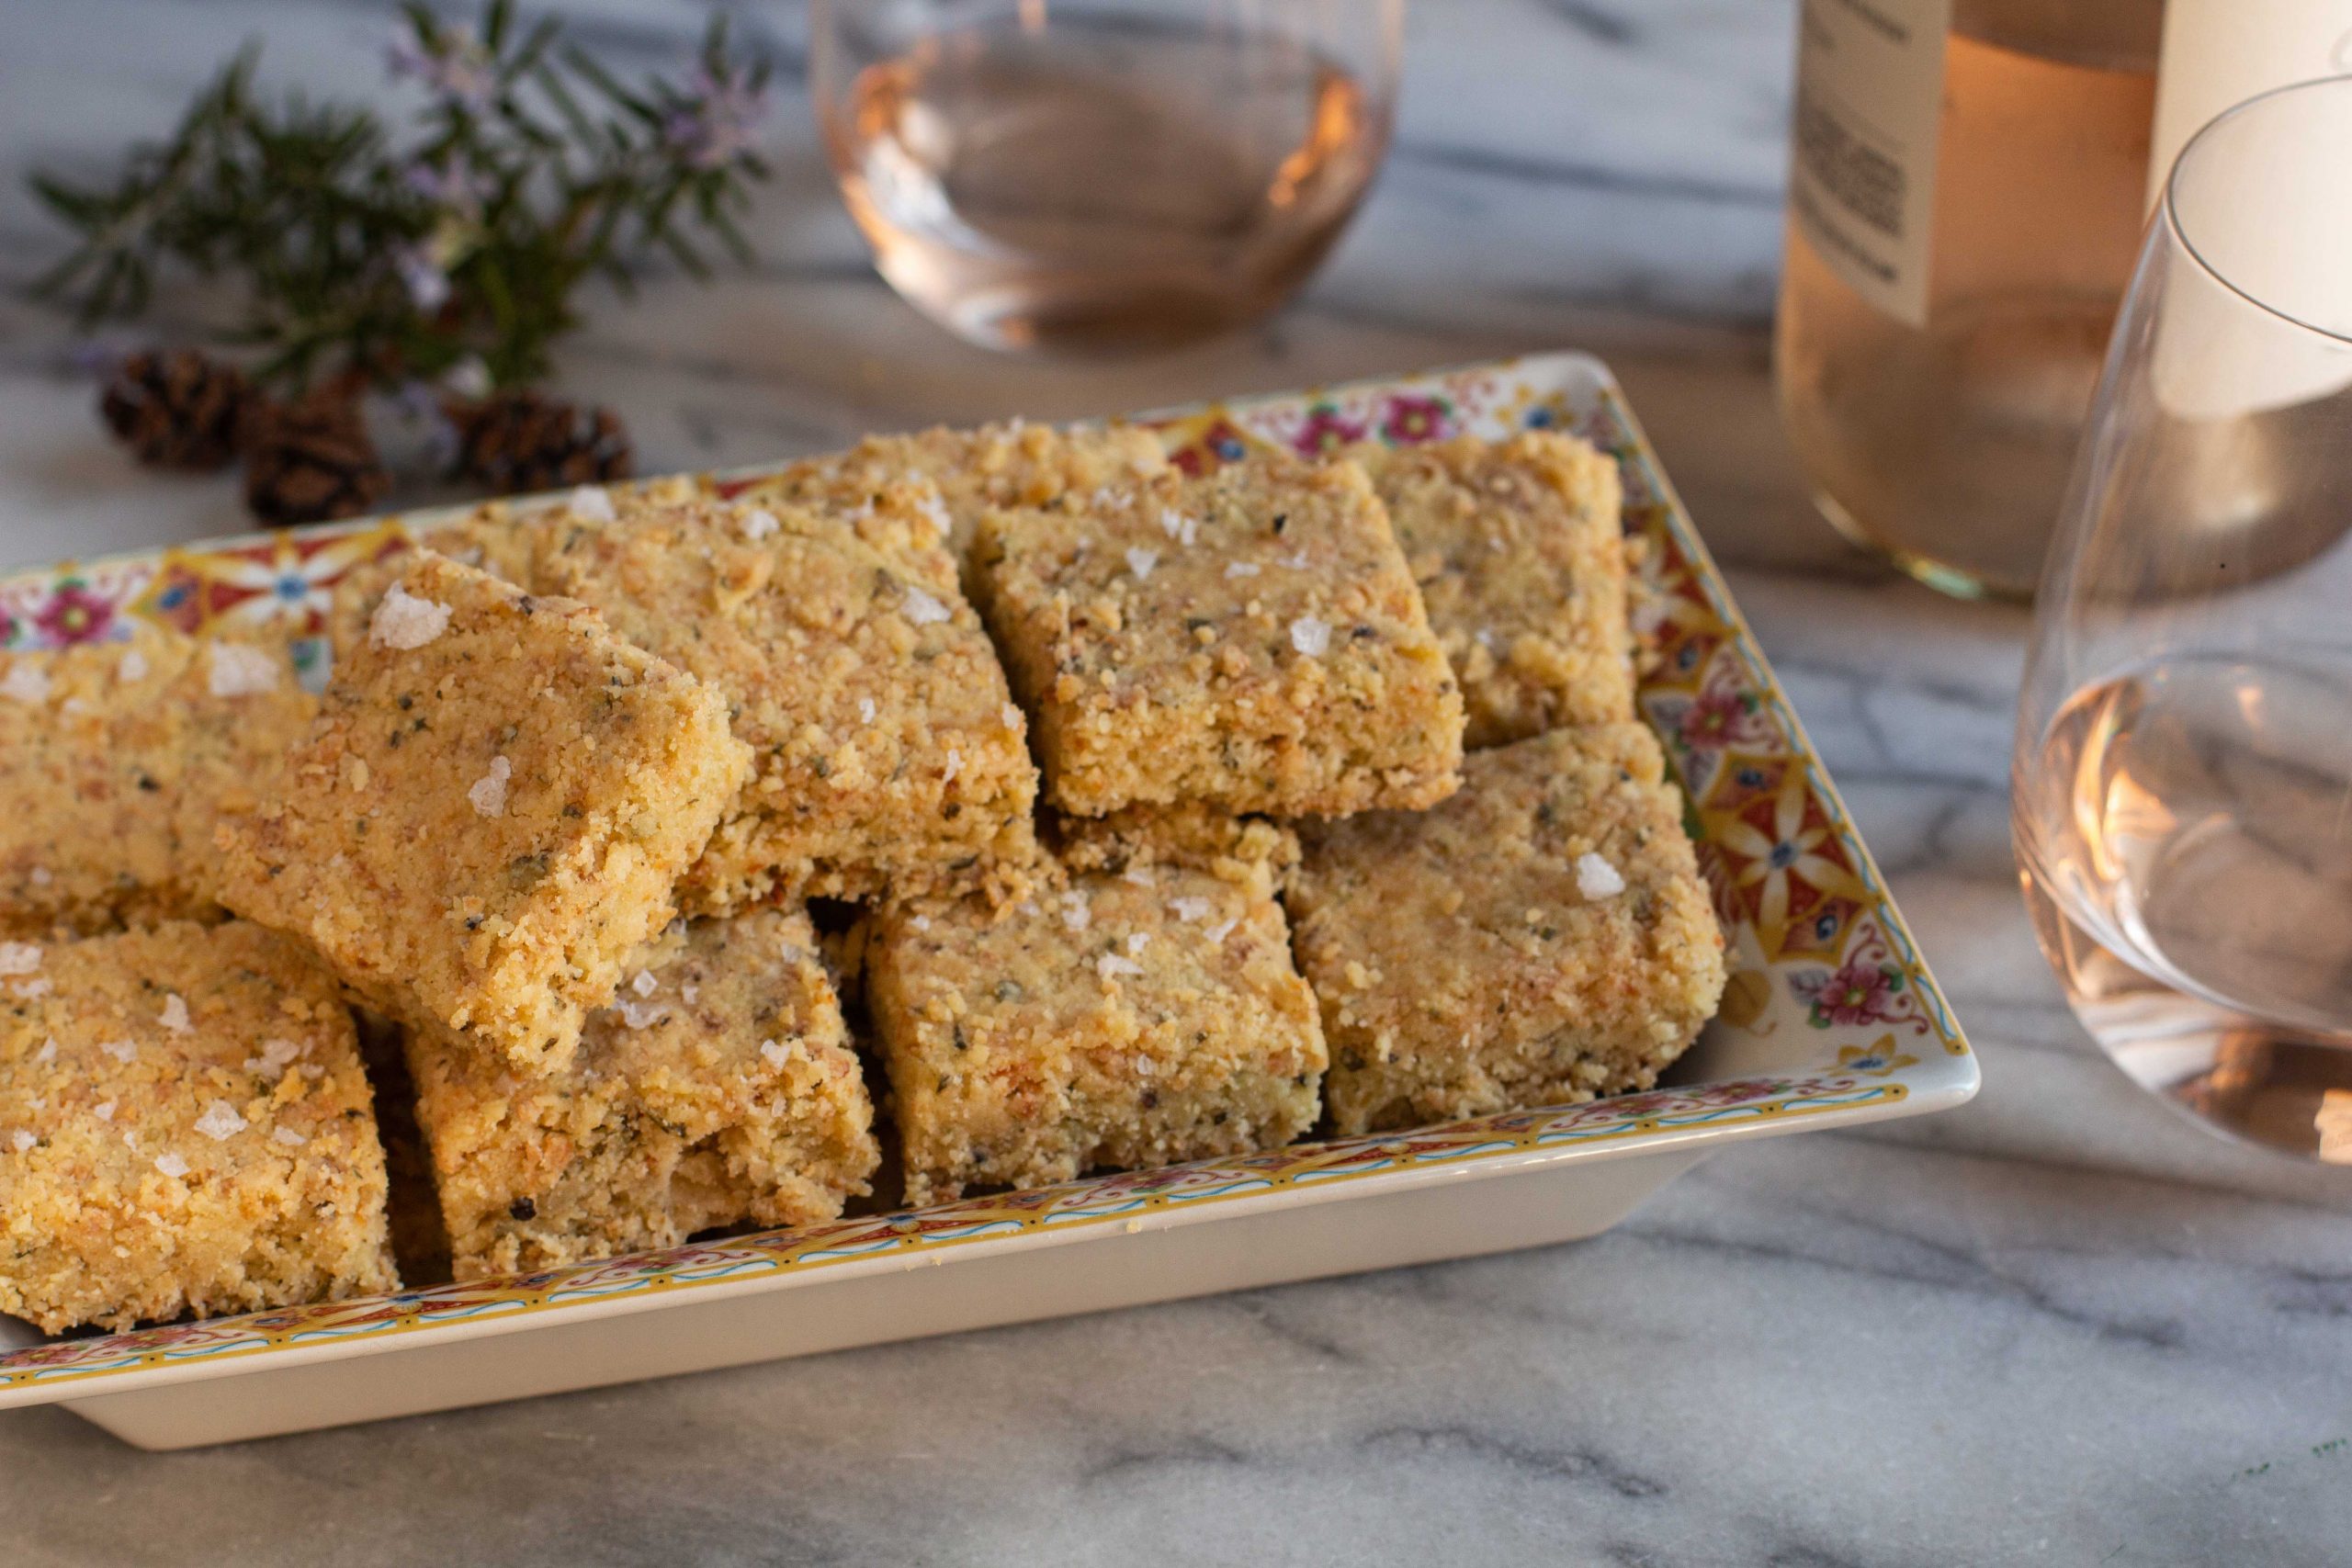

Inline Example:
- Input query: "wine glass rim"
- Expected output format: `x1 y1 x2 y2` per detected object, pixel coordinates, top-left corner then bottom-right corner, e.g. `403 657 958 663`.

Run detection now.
2164 73 2352 348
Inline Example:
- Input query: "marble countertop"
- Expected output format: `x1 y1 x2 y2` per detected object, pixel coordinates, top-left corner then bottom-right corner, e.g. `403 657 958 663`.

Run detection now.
4 3 2349 1563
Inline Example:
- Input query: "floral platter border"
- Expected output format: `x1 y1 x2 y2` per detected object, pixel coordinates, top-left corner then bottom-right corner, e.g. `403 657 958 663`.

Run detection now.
0 353 1972 1395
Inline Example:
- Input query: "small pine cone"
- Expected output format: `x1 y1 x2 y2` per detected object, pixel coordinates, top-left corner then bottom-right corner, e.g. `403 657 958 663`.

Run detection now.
240 392 392 525
98 350 252 470
446 392 632 496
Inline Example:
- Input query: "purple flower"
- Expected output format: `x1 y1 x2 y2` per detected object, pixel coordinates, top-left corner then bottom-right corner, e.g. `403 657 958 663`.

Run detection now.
401 159 491 219
662 63 766 170
387 20 496 108
391 243 452 312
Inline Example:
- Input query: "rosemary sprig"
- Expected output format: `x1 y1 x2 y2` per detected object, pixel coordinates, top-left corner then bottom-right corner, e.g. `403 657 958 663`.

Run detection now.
27 0 770 396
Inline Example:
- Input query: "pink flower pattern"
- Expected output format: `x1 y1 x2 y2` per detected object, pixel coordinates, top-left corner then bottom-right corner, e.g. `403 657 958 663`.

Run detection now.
1290 405 1366 457
1792 955 1905 1029
1380 393 1450 444
32 580 115 646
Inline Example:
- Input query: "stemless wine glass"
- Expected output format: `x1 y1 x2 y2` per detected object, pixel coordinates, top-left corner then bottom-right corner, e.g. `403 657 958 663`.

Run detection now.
809 0 1402 355
2014 77 2352 1161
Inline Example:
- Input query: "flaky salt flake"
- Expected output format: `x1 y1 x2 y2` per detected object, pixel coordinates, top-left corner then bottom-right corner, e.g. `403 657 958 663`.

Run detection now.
617 999 669 1031
194 1100 248 1141
630 968 660 998
92 1100 115 1122
913 489 953 537
1 663 51 704
469 754 513 818
1169 897 1213 922
1096 953 1146 980
370 581 454 649
1576 852 1626 899
1223 561 1261 580
9 978 49 1000
859 696 877 725
910 914 932 932
158 993 192 1034
760 1038 796 1071
1001 702 1023 730
207 640 281 697
35 1038 58 1065
1122 866 1154 887
153 1151 189 1179
0 942 40 976
1474 627 1498 651
1125 547 1160 582
272 1126 308 1148
8 1130 32 1154
100 1040 137 1064
118 647 149 683
1282 550 1311 570
28 866 51 886
741 507 781 541
1289 616 1331 657
1159 507 1197 546
900 586 954 626
681 984 700 1007
568 484 617 523
1204 918 1238 943
1125 931 1149 954
245 1038 304 1075
944 750 962 784
1060 892 1092 932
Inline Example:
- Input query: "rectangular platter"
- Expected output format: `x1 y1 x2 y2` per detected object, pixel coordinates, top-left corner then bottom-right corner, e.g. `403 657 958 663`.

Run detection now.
0 353 1976 1448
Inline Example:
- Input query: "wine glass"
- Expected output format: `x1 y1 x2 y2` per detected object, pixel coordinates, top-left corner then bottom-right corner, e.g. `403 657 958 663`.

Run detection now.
808 0 1403 355
2013 76 2352 1161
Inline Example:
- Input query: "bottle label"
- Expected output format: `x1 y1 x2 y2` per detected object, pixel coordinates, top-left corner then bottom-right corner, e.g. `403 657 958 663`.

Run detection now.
1788 0 1954 327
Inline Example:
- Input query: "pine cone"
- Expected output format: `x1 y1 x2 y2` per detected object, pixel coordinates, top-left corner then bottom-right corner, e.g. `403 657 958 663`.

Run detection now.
446 392 632 495
98 350 252 470
240 391 391 525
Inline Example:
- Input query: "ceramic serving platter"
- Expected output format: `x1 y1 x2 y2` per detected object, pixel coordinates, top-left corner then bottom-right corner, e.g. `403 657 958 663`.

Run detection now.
0 353 1976 1449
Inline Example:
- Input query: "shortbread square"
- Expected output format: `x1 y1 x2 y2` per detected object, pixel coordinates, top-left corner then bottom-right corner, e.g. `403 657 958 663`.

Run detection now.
1287 724 1725 1134
220 552 750 1075
408 908 879 1278
1353 432 1634 746
974 455 1464 817
0 920 396 1332
0 626 315 937
869 861 1325 1204
526 486 1043 910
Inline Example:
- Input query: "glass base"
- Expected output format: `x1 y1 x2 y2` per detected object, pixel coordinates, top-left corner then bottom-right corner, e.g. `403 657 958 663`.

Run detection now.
2020 857 2352 1164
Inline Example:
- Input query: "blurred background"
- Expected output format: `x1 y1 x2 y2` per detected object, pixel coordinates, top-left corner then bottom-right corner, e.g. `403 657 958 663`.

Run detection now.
0 1 1804 571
